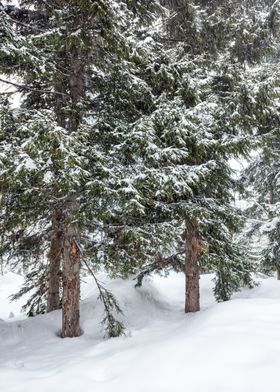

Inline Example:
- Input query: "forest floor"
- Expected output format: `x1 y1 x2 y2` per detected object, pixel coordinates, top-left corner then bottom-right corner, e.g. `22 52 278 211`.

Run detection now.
1 270 280 392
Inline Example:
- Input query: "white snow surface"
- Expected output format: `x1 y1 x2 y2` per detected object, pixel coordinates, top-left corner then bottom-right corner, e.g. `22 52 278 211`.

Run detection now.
1 271 280 392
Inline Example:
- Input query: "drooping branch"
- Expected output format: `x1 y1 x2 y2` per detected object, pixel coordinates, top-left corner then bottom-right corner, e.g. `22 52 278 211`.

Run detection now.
135 251 184 287
83 259 125 337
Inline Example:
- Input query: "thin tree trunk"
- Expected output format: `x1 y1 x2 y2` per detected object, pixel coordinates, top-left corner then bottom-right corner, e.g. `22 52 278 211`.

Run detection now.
47 210 63 313
277 268 280 281
61 197 81 338
185 220 207 313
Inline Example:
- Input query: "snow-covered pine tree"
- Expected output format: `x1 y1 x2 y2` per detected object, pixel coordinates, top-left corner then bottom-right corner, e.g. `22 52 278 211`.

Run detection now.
106 0 280 311
0 0 162 337
3 0 110 336
0 3 89 333
236 0 280 279
1 0 280 327
241 63 280 278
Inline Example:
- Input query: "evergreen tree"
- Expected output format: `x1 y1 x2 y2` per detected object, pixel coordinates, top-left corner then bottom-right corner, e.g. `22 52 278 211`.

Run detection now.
111 0 280 310
1 0 280 330
0 0 162 336
239 0 280 279
242 63 280 278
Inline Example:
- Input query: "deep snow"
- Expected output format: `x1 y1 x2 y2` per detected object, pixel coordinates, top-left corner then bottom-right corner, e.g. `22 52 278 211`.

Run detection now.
1 271 280 392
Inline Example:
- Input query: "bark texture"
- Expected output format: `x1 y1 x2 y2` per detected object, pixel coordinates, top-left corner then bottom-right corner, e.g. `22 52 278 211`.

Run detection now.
61 197 81 338
185 220 207 313
47 209 63 313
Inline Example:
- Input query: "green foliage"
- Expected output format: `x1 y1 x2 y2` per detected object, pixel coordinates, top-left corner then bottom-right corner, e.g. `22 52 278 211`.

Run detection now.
2 0 280 319
10 264 48 316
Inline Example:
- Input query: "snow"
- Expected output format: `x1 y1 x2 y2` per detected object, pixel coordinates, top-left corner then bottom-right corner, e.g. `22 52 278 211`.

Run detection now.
43 171 53 183
0 272 25 321
1 271 280 391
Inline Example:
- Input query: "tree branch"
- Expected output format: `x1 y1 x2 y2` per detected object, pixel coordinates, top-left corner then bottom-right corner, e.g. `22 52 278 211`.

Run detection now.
135 251 184 287
0 77 70 97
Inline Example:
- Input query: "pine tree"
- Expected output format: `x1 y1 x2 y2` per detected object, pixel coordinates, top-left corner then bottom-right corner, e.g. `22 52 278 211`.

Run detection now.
1 0 279 329
113 0 280 311
238 0 280 279
0 0 116 336
0 0 163 336
242 64 280 278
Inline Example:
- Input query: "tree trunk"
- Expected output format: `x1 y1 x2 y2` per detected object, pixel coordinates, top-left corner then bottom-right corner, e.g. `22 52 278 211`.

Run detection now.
277 268 280 281
59 34 85 338
61 197 81 338
47 209 63 313
185 220 207 313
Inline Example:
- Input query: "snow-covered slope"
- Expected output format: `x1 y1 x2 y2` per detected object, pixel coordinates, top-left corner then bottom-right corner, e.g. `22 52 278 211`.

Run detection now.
1 272 280 392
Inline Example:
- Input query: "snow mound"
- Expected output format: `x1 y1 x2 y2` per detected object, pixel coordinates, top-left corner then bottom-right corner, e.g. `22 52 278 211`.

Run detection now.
1 272 280 392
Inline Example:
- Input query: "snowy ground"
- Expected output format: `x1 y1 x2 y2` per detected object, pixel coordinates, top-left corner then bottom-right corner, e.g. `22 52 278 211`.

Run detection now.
1 271 280 392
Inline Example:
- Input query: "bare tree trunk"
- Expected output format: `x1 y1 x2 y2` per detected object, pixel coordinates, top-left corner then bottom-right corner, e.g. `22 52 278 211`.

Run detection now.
47 210 63 313
277 268 280 281
61 197 81 338
185 220 207 313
